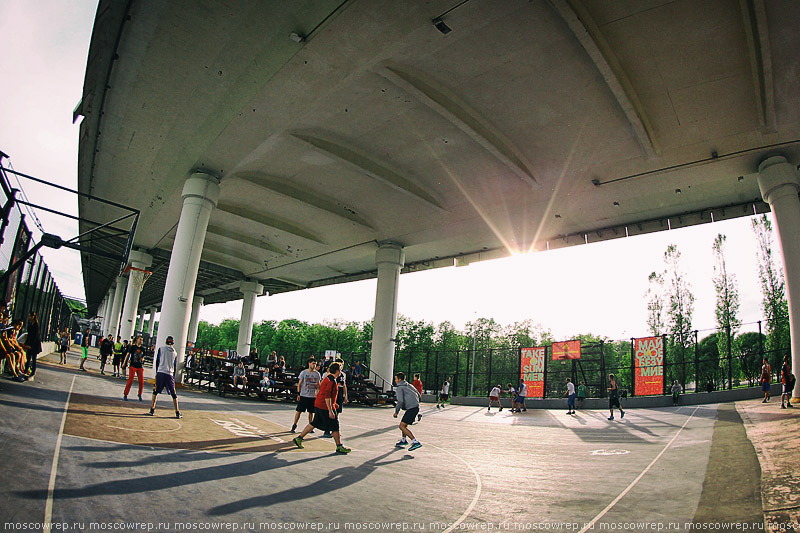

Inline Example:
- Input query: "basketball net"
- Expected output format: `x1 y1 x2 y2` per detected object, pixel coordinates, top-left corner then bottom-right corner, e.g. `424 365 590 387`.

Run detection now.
124 265 152 292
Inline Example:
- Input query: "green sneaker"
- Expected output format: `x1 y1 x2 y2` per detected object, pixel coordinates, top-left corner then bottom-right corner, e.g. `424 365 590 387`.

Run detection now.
292 436 304 449
408 442 422 451
335 444 351 454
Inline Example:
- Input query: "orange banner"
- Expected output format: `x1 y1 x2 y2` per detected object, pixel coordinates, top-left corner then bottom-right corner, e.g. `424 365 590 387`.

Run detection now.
521 347 545 398
634 336 663 396
552 340 581 360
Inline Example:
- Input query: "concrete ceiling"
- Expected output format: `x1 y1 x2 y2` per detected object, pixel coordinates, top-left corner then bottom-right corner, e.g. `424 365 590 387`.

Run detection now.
77 0 800 315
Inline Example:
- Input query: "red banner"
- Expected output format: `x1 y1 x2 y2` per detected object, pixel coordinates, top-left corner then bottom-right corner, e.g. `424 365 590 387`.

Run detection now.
634 336 663 396
521 347 545 398
552 340 581 360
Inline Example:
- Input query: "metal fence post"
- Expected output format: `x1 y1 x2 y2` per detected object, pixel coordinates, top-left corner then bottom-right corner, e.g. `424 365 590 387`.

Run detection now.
542 346 548 399
630 338 636 397
454 350 460 397
662 334 668 395
726 324 732 390
487 348 493 396
694 330 699 393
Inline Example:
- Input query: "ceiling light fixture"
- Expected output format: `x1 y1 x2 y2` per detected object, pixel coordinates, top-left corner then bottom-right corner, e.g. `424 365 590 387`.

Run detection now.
432 18 452 34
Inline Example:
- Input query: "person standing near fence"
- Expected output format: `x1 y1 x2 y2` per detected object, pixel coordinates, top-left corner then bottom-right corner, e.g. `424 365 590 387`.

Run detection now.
516 379 528 412
607 373 625 420
79 328 90 371
577 380 587 410
781 355 795 409
671 380 682 406
436 377 451 408
22 312 41 379
59 329 69 364
564 378 576 415
761 358 772 403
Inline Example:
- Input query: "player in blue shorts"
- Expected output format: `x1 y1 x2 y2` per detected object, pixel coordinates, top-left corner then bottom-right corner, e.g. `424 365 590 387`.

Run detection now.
148 336 181 419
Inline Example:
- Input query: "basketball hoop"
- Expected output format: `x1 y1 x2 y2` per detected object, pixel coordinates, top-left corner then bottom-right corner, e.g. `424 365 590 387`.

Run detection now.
124 265 152 292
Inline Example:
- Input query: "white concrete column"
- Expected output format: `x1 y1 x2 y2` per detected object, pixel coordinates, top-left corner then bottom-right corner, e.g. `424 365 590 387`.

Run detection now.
119 250 153 341
758 155 800 401
135 310 144 333
237 281 264 357
103 293 113 327
107 276 127 338
156 172 220 381
147 306 157 337
98 296 108 331
369 242 405 390
187 295 204 345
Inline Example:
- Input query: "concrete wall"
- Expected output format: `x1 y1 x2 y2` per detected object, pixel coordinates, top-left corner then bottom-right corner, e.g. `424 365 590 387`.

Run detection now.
421 384 784 409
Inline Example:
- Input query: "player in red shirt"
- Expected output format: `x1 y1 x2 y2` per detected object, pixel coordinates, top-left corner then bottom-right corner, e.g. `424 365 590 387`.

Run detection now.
293 362 350 454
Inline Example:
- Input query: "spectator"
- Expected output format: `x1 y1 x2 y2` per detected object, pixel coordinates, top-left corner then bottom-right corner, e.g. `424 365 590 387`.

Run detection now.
59 329 69 364
232 361 248 390
99 334 113 375
671 380 682 406
352 360 363 378
761 358 772 403
781 355 795 409
22 312 42 379
0 315 26 381
577 380 587 410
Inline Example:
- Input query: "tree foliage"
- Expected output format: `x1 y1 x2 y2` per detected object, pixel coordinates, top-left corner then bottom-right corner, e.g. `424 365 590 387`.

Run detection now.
751 215 790 366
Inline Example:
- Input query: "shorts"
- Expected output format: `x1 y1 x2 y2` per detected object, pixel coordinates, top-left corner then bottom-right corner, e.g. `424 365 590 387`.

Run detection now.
489 395 499 402
609 396 621 409
113 354 122 366
784 383 794 394
81 347 88 359
761 382 771 392
311 407 339 433
296 396 316 413
401 406 419 425
100 354 109 364
154 372 177 398
516 395 526 404
439 394 449 401
567 393 576 406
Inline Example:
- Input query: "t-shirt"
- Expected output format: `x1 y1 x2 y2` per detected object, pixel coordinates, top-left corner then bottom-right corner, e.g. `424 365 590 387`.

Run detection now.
100 338 113 355
567 382 575 395
412 379 423 395
155 345 178 375
490 386 501 398
518 383 527 396
577 384 587 397
127 345 145 369
441 381 450 395
314 374 338 410
113 342 123 354
298 369 321 398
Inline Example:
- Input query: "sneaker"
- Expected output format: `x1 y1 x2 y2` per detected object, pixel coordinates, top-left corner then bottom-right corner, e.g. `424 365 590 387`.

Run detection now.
436 405 440 409
566 411 572 415
395 440 408 447
417 414 422 421
608 416 614 420
781 404 787 409
147 409 155 416
788 403 794 408
322 432 332 438
408 442 422 451
138 394 142 401
100 371 105 375
175 411 182 419
335 445 351 454
292 437 304 449
762 399 767 403
499 407 503 411
290 424 297 433
621 411 625 419
123 395 128 401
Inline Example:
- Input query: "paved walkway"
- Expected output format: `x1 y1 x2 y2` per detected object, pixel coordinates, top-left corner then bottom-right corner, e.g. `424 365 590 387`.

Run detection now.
0 348 797 532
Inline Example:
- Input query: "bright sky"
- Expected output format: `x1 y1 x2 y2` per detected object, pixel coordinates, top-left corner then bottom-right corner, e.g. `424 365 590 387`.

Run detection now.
0 0 778 343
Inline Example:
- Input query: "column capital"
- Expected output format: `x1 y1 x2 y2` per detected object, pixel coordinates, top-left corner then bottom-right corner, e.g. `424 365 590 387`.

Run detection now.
193 295 205 305
127 249 153 269
182 172 221 207
758 155 800 204
239 280 264 296
375 242 405 268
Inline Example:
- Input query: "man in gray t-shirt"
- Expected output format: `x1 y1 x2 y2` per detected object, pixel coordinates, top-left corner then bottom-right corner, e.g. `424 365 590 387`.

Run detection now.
291 358 321 432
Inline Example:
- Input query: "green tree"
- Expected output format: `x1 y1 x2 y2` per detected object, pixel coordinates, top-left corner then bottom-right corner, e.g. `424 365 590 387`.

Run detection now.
752 215 790 368
663 244 695 385
645 271 666 336
736 331 765 386
712 233 741 378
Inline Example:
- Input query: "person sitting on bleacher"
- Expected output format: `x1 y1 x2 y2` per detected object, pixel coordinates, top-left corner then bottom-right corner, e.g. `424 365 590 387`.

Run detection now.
275 355 286 375
232 361 248 389
0 314 27 382
260 370 273 393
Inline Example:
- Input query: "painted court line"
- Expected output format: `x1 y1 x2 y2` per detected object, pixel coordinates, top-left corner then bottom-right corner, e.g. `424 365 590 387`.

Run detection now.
578 406 700 533
427 442 482 533
44 375 76 526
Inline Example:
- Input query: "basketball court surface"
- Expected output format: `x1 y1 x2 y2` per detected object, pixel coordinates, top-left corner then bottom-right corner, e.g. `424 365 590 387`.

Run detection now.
1 349 797 532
